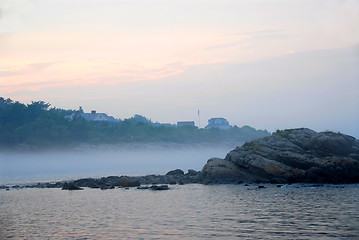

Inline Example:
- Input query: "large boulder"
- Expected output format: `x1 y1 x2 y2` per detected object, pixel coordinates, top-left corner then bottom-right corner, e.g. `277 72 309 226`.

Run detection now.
201 128 359 184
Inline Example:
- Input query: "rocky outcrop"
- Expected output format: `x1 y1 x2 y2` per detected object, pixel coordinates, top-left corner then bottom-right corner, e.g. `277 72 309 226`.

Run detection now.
201 128 359 184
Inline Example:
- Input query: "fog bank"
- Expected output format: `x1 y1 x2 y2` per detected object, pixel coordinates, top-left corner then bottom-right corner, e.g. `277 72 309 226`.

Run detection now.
0 143 240 185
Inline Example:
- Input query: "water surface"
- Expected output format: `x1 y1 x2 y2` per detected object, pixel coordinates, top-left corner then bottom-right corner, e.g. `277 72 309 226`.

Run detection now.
1 184 358 239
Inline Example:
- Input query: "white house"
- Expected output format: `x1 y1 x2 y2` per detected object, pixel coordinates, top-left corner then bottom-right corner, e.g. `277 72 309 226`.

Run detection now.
66 109 118 123
205 118 231 129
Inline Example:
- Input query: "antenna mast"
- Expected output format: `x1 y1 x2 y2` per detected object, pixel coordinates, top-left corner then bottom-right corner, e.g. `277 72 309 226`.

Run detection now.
198 109 200 128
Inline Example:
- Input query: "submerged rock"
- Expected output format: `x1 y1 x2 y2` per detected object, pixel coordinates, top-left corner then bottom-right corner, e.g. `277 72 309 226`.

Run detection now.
201 128 359 184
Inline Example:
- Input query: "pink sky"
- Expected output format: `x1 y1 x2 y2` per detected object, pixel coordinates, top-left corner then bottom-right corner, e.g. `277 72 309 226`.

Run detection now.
1 0 359 137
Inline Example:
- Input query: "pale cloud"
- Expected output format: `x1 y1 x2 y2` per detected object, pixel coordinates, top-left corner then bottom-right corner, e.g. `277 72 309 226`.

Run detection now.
204 41 248 51
204 31 290 51
0 60 187 94
0 70 21 77
234 29 286 36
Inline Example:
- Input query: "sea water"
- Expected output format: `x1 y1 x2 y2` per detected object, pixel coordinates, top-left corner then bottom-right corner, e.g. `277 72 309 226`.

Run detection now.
1 144 358 239
1 184 358 239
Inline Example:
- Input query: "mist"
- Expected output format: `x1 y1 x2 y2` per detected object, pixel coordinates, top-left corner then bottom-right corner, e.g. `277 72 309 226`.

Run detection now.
0 143 239 185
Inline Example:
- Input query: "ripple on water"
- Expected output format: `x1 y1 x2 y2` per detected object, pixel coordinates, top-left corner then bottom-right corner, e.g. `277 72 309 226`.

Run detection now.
0 184 359 239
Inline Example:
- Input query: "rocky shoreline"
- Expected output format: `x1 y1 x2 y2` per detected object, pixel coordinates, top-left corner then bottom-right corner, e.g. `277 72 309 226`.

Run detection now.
1 128 358 191
0 169 202 191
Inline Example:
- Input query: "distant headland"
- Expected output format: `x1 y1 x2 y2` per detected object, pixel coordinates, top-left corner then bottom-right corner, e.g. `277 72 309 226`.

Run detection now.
0 97 269 150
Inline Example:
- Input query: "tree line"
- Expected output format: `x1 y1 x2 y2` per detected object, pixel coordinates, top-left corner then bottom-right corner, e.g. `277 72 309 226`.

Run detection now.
0 97 270 149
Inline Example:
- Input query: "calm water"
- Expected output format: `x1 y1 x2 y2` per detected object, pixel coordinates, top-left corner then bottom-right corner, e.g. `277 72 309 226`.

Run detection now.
1 184 358 239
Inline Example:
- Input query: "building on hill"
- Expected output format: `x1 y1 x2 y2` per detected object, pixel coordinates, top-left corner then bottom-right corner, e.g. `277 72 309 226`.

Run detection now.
80 110 118 123
66 109 118 123
205 118 230 129
153 122 173 127
177 121 195 127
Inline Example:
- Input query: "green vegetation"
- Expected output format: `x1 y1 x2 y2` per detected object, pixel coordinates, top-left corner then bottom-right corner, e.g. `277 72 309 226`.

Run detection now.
275 129 292 138
0 97 270 149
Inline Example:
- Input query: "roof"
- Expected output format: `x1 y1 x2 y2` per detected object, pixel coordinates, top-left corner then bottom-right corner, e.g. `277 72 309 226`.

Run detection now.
177 121 195 126
80 113 118 122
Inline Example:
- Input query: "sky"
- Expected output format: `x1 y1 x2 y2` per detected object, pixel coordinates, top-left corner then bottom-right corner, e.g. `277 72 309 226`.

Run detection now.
0 0 358 137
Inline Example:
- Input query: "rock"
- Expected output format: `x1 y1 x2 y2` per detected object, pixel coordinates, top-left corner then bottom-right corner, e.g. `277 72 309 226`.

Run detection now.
74 178 98 188
150 185 169 190
72 176 141 189
62 182 83 190
201 128 359 184
166 169 184 176
128 180 140 187
201 158 244 184
45 182 63 188
186 169 199 176
100 185 115 190
1 186 11 191
118 176 140 187
163 168 200 185
118 176 130 187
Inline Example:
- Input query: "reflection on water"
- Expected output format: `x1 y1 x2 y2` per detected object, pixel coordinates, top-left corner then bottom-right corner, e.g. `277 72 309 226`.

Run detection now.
1 184 358 239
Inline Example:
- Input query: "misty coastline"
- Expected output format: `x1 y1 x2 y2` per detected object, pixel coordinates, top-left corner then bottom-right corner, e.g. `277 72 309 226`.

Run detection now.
0 142 240 186
2 128 359 190
1 99 358 189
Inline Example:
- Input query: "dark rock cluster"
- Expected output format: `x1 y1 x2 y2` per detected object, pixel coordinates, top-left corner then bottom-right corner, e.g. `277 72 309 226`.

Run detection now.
0 169 201 191
56 169 200 190
201 128 359 184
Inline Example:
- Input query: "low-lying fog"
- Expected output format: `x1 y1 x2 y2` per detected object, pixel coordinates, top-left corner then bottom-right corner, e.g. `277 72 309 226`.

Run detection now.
0 142 241 185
